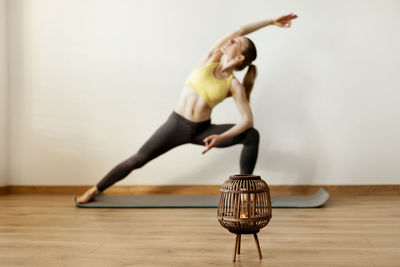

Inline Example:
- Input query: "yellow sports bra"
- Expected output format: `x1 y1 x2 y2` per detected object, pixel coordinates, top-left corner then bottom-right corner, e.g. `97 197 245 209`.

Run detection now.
184 62 234 108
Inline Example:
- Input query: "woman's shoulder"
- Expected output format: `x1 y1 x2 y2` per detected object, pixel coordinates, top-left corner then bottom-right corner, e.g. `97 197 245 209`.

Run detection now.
231 77 240 84
229 77 244 92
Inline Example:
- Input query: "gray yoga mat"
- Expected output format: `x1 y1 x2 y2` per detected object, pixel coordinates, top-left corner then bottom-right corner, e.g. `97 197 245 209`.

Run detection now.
74 187 329 208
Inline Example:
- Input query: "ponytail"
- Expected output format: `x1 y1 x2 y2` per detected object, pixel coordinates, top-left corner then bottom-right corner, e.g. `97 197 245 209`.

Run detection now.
243 64 257 102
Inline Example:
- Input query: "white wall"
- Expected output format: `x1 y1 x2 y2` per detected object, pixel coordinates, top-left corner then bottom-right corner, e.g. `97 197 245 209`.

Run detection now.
6 0 400 186
0 0 8 186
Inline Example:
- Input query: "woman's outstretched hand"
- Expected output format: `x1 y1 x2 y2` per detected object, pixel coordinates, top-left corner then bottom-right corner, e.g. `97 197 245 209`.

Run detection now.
202 134 223 154
273 13 298 28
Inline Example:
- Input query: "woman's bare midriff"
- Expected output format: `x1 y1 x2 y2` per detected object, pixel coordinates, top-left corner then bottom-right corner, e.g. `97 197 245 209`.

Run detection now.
174 85 212 122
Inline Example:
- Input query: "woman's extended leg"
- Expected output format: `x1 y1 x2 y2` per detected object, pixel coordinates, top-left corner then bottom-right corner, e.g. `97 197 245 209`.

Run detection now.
76 112 192 203
96 115 190 192
190 124 260 174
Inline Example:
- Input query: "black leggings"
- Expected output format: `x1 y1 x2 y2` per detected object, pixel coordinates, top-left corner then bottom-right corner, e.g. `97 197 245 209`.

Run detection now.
96 111 260 192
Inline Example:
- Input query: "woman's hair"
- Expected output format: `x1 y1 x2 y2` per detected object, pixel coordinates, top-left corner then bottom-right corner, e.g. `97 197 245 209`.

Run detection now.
228 37 258 102
235 37 257 102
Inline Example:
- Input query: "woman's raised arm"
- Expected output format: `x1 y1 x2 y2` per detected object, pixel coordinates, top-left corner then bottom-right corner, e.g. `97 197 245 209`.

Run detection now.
201 13 298 64
240 13 298 35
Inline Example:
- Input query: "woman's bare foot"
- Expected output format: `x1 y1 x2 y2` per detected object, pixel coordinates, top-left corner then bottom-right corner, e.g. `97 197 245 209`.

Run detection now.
76 186 99 204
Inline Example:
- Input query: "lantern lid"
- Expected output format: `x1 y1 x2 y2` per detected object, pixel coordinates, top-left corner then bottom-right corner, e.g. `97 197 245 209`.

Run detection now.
229 174 261 180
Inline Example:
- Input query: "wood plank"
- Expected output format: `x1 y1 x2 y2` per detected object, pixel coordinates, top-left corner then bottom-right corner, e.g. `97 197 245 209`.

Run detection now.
0 194 399 266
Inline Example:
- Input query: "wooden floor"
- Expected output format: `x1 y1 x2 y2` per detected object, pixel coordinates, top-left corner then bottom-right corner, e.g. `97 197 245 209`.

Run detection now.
0 194 399 267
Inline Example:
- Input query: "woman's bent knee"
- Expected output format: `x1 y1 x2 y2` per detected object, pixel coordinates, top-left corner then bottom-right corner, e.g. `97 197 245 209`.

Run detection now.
246 127 260 144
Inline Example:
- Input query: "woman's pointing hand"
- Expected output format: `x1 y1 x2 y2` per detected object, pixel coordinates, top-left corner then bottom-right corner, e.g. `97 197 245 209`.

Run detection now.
202 134 223 154
273 13 298 28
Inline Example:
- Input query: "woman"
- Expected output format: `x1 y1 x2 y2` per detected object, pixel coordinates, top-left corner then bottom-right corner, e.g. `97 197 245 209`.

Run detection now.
77 13 298 204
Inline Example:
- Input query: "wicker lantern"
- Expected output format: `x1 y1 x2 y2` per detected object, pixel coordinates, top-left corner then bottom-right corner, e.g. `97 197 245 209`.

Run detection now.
217 174 272 262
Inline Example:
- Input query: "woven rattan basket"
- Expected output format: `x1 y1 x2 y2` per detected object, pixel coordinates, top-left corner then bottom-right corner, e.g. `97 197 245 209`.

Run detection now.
217 174 272 262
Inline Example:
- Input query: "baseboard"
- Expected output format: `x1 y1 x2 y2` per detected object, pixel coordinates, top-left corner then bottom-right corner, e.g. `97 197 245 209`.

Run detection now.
0 186 9 195
0 185 399 196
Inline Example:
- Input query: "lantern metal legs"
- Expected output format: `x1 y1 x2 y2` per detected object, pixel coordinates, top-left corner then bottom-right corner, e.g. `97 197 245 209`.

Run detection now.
233 234 239 262
253 233 262 259
238 234 241 254
232 233 262 262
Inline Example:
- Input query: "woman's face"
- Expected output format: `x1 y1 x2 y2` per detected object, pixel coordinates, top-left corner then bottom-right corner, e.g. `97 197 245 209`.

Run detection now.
220 36 247 59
